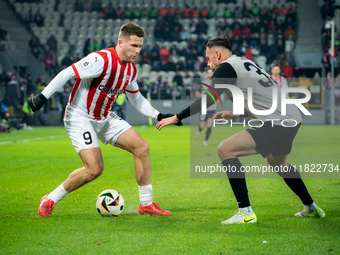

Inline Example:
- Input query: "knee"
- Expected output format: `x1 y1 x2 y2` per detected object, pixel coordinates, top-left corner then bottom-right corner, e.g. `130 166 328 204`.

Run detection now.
217 142 231 160
141 140 150 155
216 144 224 157
135 139 149 157
267 158 277 167
87 163 104 182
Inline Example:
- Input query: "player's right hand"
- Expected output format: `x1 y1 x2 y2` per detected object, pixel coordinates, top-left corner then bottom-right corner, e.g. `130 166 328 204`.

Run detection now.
157 113 183 127
28 93 47 112
156 115 181 131
214 111 240 120
157 113 174 121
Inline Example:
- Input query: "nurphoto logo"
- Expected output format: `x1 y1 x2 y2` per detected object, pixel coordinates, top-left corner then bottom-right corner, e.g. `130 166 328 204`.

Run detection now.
200 83 312 128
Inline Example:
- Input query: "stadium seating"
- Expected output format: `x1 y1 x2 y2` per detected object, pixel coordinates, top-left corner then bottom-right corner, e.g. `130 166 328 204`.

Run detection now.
8 0 298 89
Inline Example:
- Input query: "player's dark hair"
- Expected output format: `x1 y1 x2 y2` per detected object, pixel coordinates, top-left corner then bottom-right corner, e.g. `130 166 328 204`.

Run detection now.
206 36 232 51
119 22 146 38
271 65 280 70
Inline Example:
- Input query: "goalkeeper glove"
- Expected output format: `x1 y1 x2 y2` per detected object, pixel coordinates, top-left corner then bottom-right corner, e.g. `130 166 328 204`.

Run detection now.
28 93 47 112
157 113 183 126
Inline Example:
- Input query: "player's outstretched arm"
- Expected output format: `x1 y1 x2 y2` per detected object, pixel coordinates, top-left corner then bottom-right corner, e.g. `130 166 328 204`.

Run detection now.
156 110 239 131
125 90 183 126
28 66 76 112
155 84 225 131
156 115 180 131
126 90 159 119
157 63 238 131
155 83 226 131
157 113 183 126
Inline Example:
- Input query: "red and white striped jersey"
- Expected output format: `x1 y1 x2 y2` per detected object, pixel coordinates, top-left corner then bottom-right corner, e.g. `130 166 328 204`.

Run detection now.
69 47 139 120
271 75 288 88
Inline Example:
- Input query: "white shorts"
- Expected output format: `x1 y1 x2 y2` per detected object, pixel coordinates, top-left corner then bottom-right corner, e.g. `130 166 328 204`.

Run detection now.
64 111 132 154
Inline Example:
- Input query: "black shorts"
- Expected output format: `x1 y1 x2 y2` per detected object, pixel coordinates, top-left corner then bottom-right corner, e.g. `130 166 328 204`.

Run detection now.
246 121 301 158
199 110 215 122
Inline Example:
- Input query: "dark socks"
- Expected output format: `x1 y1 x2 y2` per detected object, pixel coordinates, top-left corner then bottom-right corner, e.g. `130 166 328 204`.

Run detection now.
222 160 314 208
277 164 314 205
222 158 250 208
205 127 212 141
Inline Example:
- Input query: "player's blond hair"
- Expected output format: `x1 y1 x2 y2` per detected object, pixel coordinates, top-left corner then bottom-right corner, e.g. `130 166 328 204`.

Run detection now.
118 22 145 39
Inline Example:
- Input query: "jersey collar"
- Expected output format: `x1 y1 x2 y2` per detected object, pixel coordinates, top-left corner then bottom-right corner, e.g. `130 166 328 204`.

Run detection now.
271 75 282 79
111 47 126 67
221 55 237 64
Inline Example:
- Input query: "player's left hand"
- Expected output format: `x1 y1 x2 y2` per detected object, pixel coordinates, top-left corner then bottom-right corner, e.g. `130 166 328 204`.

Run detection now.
28 93 47 112
156 115 182 131
214 111 240 120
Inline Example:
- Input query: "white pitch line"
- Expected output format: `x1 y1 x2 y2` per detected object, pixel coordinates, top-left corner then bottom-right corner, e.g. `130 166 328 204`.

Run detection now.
0 135 67 145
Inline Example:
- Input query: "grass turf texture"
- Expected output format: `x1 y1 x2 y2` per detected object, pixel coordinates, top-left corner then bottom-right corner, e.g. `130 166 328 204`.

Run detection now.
0 125 339 254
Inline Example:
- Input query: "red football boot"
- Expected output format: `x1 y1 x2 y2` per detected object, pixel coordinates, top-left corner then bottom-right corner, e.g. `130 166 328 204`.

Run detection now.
138 202 172 215
38 195 55 217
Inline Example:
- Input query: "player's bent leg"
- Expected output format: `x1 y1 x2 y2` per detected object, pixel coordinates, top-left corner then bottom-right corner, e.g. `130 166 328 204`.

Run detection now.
207 118 213 128
63 148 104 192
266 154 289 168
38 148 104 218
217 130 259 161
115 127 150 186
203 118 214 146
218 130 259 224
114 127 171 216
268 154 325 219
196 121 206 140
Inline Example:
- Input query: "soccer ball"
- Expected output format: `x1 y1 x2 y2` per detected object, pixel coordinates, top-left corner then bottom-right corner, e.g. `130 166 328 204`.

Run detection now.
96 189 124 216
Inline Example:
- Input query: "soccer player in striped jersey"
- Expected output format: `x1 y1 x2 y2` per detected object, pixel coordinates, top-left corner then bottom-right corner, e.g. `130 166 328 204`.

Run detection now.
29 22 177 217
156 36 325 224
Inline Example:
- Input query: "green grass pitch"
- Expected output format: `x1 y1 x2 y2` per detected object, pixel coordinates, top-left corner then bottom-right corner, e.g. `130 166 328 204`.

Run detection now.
0 125 339 254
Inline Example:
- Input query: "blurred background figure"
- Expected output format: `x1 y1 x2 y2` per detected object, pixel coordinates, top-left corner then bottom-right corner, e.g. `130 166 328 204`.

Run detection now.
21 92 35 130
271 65 288 88
194 68 215 146
112 93 126 120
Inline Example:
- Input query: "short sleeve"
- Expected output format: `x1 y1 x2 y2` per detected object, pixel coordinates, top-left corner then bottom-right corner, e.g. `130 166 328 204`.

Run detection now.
212 62 237 81
71 53 104 80
209 62 237 95
125 80 140 94
125 69 139 94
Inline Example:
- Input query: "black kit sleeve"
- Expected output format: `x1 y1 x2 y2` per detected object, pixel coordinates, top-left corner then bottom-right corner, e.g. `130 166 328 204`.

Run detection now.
176 62 238 120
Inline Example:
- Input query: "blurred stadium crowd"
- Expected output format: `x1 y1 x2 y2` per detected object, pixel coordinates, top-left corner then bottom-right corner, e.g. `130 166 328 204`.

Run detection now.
12 0 299 79
1 0 340 131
